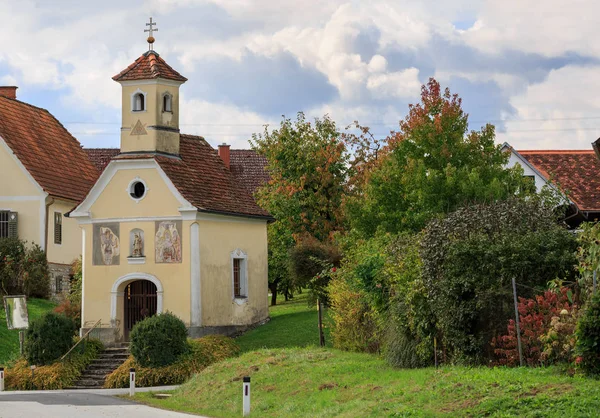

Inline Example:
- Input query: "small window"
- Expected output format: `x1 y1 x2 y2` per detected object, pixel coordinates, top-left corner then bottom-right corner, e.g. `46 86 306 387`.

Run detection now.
133 93 145 111
163 94 172 112
231 249 248 299
0 211 18 238
54 212 62 244
55 276 62 293
130 181 146 199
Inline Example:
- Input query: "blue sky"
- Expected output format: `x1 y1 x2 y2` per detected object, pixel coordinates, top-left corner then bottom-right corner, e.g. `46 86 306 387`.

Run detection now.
2 0 600 150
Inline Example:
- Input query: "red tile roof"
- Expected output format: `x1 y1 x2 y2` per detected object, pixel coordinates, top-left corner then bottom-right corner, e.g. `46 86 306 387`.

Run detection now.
113 51 187 82
0 96 99 202
518 150 600 211
113 136 272 220
230 149 270 195
84 148 120 172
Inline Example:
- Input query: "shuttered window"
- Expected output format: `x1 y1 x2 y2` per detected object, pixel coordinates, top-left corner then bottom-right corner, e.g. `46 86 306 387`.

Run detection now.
0 211 18 238
54 212 62 244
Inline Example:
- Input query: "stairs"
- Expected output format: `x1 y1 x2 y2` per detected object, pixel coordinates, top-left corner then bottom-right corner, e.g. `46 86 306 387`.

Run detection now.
69 343 130 389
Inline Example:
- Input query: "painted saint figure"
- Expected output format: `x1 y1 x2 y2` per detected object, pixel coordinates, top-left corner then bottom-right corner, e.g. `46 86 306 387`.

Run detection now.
155 221 182 263
100 227 120 265
132 232 143 257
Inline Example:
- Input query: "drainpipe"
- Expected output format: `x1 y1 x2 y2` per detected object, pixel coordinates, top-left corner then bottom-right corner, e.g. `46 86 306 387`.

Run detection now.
44 197 55 253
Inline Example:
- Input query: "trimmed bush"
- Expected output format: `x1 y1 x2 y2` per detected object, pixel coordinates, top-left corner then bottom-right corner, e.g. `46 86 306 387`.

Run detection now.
24 312 75 365
130 312 188 367
575 292 600 376
22 244 50 298
7 338 102 390
105 335 240 388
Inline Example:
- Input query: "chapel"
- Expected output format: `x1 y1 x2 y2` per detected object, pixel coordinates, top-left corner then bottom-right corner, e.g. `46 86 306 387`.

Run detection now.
69 27 272 344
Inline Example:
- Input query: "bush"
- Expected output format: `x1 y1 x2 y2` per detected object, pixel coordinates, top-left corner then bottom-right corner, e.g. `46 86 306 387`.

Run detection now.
421 198 577 364
105 335 240 388
328 277 382 353
24 312 75 365
68 257 82 305
492 288 574 367
0 237 26 295
6 338 102 390
130 312 189 367
22 244 50 298
540 308 578 365
575 292 600 376
54 299 81 329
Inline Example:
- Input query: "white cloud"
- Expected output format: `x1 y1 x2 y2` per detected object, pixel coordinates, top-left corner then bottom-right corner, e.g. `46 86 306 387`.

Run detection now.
366 68 421 99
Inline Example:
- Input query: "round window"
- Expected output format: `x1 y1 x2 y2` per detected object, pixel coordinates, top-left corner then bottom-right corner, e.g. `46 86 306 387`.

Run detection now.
130 181 146 199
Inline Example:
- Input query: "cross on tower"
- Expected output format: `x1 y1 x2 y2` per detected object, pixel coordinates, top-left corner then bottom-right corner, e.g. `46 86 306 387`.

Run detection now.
144 17 158 50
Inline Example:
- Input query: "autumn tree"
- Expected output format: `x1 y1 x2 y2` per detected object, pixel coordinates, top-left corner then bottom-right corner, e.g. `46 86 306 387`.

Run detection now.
345 78 530 236
251 112 348 304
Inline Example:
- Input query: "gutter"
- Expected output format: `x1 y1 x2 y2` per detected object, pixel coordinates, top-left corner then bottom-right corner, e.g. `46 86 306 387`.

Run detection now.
44 197 55 252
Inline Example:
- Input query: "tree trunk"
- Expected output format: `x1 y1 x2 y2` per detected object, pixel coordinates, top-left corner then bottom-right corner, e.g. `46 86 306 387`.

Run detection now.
268 278 280 306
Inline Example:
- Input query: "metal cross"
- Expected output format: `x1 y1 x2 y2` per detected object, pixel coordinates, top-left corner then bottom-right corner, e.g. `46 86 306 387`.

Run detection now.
144 17 158 50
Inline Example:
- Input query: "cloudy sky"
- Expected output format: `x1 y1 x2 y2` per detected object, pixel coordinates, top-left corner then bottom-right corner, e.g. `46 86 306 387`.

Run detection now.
1 0 599 150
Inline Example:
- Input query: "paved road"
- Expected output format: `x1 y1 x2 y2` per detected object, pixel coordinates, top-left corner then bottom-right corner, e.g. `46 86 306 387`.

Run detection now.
0 387 204 418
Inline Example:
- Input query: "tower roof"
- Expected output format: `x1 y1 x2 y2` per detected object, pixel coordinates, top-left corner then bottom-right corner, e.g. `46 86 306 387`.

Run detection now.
112 51 187 82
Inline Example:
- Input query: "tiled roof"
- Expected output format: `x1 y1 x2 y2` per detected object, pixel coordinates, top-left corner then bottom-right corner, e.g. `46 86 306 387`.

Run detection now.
230 149 270 195
114 135 272 220
518 150 600 211
113 51 187 82
84 148 120 172
0 96 99 202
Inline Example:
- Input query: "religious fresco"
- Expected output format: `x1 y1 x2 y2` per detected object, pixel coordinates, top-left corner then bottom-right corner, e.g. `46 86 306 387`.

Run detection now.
93 223 120 265
155 221 182 263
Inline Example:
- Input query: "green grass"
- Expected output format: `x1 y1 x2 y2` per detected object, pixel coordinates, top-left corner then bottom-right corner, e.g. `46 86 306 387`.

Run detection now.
133 294 600 417
0 298 56 365
236 292 332 352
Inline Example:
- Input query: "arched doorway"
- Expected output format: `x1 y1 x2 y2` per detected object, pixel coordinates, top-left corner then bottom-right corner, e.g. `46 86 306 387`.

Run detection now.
124 280 157 340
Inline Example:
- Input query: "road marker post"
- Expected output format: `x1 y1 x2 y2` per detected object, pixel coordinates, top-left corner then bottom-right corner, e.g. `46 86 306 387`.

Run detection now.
0 367 4 391
243 376 251 416
130 368 135 397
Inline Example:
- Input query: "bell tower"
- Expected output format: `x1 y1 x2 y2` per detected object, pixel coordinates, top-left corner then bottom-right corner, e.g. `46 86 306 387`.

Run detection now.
113 18 187 155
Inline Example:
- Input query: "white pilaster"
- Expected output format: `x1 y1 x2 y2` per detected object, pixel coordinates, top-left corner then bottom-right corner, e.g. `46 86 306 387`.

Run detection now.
190 222 201 326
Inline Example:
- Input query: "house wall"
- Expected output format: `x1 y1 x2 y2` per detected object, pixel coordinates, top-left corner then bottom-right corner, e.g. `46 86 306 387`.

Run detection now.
506 152 547 192
46 198 81 265
0 137 45 248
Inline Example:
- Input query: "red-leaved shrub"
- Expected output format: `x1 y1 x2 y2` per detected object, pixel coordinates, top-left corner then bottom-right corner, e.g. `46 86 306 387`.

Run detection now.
492 287 574 366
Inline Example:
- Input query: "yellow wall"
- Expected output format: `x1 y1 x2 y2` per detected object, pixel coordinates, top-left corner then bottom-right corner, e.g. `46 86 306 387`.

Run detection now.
91 168 182 219
0 139 44 247
199 219 269 326
119 82 181 154
46 199 81 265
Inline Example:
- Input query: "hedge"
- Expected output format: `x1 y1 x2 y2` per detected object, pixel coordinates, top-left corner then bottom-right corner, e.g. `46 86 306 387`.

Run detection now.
6 338 103 390
104 335 240 388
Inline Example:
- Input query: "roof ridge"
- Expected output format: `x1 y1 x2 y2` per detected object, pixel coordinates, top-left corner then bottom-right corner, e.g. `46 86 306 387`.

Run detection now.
0 94 53 114
518 149 594 154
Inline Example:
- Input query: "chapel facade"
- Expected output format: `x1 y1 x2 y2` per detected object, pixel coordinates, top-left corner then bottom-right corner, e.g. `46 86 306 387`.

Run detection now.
70 37 272 344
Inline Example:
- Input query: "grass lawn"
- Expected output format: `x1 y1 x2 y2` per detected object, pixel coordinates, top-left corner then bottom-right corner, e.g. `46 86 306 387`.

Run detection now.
133 294 600 417
0 298 56 365
236 292 332 352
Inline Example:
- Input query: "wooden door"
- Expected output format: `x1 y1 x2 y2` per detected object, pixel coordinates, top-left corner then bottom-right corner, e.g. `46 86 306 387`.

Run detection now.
124 280 157 340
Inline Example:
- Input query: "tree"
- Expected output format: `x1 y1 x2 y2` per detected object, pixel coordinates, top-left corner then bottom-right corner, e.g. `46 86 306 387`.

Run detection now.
345 78 530 236
251 112 348 304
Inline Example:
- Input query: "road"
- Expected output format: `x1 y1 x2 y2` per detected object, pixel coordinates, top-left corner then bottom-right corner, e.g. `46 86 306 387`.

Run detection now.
0 387 204 418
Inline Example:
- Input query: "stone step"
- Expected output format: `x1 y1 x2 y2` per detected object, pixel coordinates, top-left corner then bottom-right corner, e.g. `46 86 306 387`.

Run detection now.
86 364 121 371
97 354 130 360
90 358 125 364
80 369 113 376
72 379 104 387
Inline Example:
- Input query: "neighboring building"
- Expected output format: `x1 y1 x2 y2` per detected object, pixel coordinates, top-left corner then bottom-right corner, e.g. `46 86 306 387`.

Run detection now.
0 86 99 297
70 39 273 344
503 142 600 227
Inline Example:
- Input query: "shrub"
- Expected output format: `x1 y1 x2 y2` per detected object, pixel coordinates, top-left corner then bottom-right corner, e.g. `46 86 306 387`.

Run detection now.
492 288 574 367
328 277 382 353
22 244 50 298
24 312 75 365
0 237 26 295
6 338 102 390
53 299 81 329
105 335 240 388
68 257 82 305
575 292 600 376
421 198 577 364
130 312 189 367
540 308 578 365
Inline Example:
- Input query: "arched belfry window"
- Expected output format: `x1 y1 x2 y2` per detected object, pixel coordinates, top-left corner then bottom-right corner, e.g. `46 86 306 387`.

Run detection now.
131 89 147 112
134 93 145 111
163 93 172 112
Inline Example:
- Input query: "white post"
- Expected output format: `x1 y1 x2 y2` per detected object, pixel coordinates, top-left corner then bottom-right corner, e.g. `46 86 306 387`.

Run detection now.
243 376 250 416
129 368 135 397
0 367 4 392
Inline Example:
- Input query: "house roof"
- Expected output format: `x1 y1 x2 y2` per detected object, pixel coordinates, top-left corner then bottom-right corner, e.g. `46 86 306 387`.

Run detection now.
112 51 187 82
112 135 272 220
0 95 99 201
517 150 600 211
230 149 270 195
85 148 120 172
